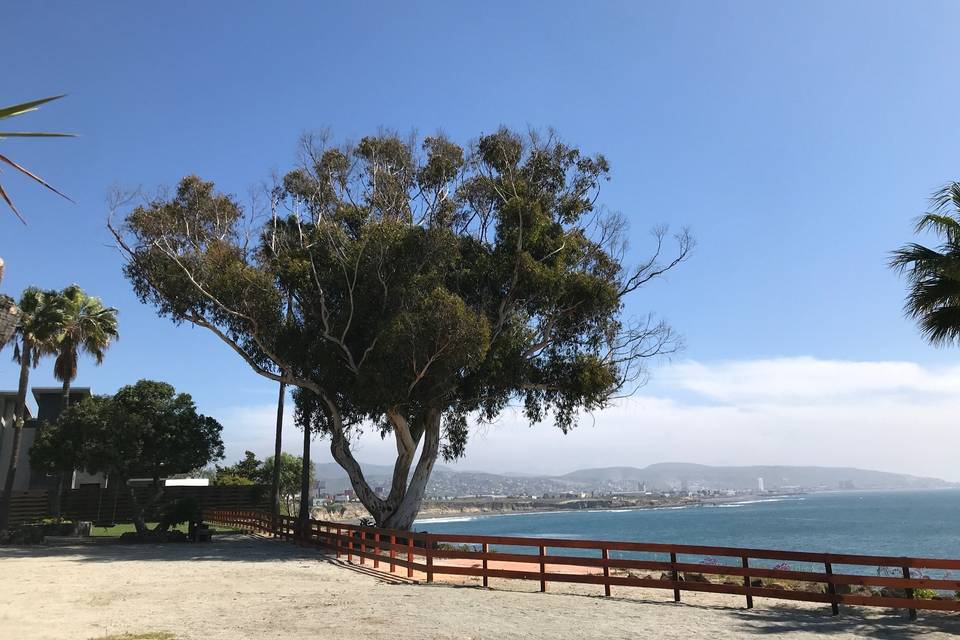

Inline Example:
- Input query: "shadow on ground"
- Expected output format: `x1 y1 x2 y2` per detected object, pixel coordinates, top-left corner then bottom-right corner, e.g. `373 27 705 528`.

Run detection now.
730 604 960 638
3 534 958 637
0 532 328 563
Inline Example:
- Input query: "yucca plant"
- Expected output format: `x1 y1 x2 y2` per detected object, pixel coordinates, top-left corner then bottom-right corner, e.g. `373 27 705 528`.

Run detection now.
0 94 74 223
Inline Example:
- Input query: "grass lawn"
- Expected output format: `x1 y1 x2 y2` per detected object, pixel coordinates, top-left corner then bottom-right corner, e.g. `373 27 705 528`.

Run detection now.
89 522 239 537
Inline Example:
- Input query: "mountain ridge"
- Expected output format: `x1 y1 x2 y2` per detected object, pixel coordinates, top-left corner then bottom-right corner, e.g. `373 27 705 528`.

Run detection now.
312 461 955 495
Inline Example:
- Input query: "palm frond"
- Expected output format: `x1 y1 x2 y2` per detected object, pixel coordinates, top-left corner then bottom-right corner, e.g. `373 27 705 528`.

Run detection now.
0 153 74 202
0 94 72 221
0 95 65 120
0 132 75 138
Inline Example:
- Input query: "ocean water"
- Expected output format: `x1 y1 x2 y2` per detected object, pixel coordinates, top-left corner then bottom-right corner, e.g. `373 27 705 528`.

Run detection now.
415 489 960 573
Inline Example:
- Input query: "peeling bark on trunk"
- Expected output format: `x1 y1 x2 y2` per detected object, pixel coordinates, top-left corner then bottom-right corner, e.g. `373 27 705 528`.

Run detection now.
326 402 442 531
0 342 32 531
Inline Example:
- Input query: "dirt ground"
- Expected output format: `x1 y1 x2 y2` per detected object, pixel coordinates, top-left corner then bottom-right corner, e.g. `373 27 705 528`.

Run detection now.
1 534 958 640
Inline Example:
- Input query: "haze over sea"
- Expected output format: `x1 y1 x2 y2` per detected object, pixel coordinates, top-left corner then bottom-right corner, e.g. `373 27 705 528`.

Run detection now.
416 490 960 566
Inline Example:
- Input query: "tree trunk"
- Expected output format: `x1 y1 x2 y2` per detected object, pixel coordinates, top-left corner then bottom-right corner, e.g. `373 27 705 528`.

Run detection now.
272 381 285 529
128 478 164 535
327 405 442 531
128 483 148 534
379 410 441 530
298 421 311 540
51 378 72 522
0 340 32 531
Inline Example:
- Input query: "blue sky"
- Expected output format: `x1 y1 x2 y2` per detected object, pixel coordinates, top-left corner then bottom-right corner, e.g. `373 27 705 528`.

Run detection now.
3 2 960 478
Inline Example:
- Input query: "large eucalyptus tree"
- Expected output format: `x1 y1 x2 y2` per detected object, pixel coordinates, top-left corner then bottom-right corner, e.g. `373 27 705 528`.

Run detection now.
110 128 692 529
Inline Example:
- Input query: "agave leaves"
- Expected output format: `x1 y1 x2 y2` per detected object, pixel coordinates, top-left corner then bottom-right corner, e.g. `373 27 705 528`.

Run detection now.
0 94 75 223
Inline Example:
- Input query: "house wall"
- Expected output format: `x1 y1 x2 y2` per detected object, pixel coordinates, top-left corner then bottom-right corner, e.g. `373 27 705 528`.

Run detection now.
0 389 107 492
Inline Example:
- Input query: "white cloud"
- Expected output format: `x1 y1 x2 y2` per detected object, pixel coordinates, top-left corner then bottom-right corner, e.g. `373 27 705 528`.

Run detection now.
210 357 960 482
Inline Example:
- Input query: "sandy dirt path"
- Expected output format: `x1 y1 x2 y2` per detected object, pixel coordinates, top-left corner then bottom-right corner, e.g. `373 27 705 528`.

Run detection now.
1 534 958 640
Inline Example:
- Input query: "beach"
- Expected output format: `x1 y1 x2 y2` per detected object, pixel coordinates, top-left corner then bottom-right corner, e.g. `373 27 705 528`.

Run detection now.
1 534 957 640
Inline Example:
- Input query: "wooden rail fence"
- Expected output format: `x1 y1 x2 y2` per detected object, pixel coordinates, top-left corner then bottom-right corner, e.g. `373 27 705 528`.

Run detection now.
205 509 960 620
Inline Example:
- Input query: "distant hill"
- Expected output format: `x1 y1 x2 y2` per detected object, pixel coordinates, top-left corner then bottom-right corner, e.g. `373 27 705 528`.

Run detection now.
311 461 955 496
559 463 954 491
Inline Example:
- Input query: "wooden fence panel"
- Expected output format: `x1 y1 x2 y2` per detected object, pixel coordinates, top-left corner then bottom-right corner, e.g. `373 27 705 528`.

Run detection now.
202 509 960 620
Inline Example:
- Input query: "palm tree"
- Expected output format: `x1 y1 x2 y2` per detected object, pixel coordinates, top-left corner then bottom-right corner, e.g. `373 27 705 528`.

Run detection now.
891 183 960 345
46 285 118 520
0 287 61 530
52 285 119 412
0 95 74 224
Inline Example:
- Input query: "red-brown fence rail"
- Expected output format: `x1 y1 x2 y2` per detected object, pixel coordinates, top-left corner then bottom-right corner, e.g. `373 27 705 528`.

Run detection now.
205 508 960 620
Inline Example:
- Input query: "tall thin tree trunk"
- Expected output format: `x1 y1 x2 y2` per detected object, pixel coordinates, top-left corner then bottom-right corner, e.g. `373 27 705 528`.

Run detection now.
0 341 32 531
51 378 72 521
298 421 311 540
271 291 292 534
272 381 285 530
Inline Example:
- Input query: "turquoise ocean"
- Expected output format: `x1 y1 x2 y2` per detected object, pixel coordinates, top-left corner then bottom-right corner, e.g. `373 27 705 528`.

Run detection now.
415 489 960 575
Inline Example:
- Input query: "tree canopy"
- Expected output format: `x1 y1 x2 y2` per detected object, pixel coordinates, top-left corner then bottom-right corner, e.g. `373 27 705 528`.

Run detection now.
31 379 224 533
214 450 264 486
261 452 314 515
110 128 691 528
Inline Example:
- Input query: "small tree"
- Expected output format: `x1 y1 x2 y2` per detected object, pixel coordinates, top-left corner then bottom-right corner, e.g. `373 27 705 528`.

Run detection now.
261 453 313 515
214 451 263 486
31 380 224 533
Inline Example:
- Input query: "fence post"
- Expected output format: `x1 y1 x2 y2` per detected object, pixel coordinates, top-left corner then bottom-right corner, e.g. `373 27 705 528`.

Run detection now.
539 545 547 593
482 542 489 588
742 556 753 609
374 532 380 569
825 561 839 616
336 527 342 559
602 547 611 597
360 530 366 565
347 530 353 563
670 552 681 602
407 536 414 579
426 534 434 583
902 565 917 620
390 534 397 573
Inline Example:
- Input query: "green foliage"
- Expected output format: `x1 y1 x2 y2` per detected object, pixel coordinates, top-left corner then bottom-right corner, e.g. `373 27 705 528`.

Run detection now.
262 452 313 514
112 128 691 527
214 450 263 486
891 183 960 345
30 380 225 484
51 284 119 389
913 587 937 600
159 497 201 527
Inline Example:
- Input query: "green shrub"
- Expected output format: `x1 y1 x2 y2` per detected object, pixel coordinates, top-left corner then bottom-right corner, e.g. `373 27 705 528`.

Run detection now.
913 587 936 600
159 497 200 527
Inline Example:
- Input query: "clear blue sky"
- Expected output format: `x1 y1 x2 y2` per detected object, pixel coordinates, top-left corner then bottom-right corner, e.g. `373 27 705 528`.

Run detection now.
3 2 959 476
